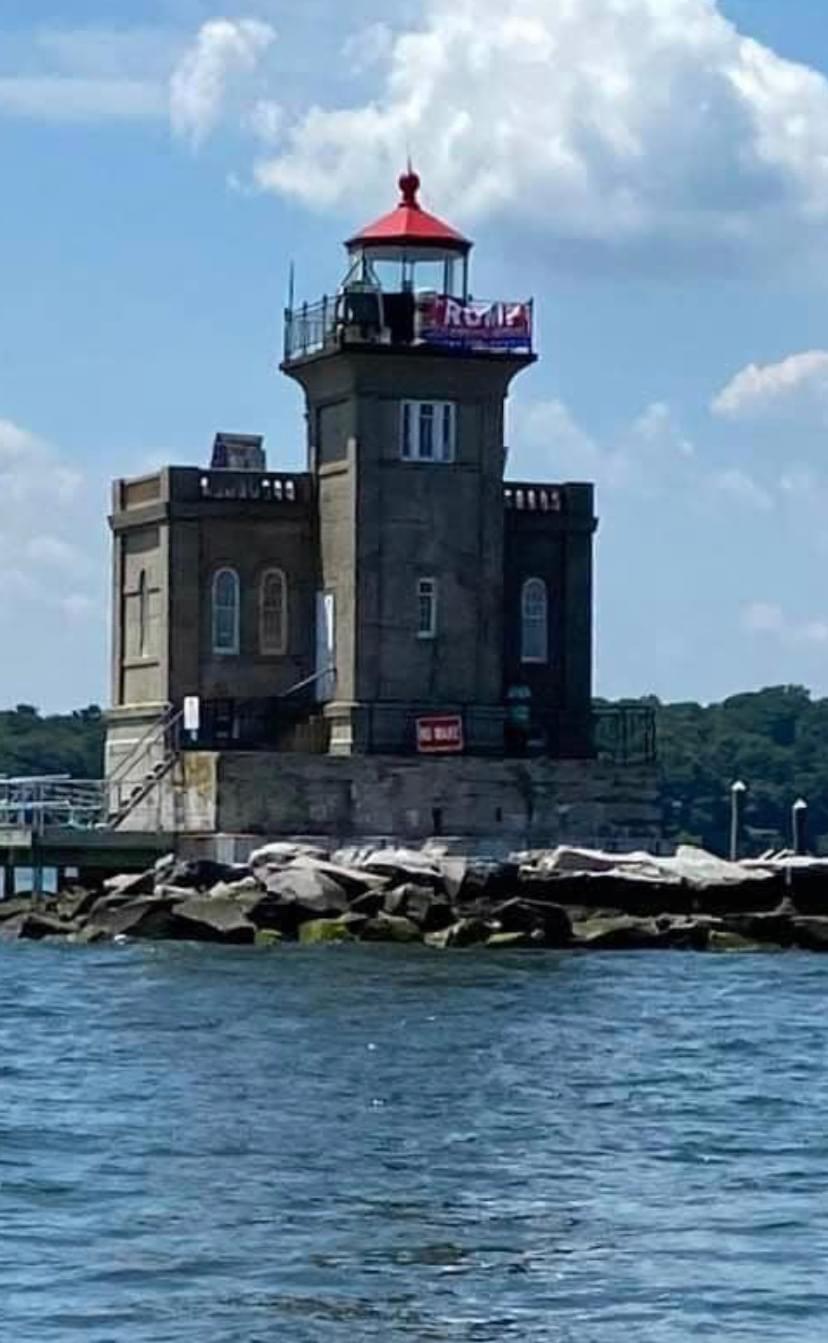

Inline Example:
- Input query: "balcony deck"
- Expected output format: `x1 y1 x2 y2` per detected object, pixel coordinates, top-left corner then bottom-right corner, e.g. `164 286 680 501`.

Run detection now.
284 291 534 364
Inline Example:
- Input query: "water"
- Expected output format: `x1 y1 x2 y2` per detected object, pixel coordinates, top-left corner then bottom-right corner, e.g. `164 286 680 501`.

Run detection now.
2 944 828 1342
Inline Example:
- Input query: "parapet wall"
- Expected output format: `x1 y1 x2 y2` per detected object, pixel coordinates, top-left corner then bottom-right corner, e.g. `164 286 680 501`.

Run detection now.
190 752 663 851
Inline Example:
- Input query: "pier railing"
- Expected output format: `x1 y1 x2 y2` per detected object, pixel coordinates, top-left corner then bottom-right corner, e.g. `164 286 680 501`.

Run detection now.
0 776 106 834
593 705 657 765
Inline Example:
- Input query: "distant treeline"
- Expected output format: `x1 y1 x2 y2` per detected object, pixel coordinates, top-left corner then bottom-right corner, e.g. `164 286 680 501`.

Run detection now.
1 687 825 855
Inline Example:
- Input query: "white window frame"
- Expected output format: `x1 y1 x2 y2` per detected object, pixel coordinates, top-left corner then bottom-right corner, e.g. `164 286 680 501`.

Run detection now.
401 401 456 463
212 567 240 656
259 567 288 656
417 577 438 639
521 577 548 664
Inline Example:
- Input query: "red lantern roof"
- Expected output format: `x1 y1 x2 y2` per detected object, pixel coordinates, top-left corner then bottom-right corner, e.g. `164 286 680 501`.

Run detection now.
347 168 471 252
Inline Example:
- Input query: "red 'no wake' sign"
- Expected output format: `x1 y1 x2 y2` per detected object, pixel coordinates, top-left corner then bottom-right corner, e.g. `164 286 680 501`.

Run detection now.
416 715 464 754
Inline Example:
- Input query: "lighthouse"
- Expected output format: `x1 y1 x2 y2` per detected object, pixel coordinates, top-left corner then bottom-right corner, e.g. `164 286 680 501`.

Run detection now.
281 167 593 756
105 169 614 838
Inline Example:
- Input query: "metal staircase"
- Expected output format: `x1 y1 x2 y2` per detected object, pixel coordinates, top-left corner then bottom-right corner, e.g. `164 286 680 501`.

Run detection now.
106 704 184 830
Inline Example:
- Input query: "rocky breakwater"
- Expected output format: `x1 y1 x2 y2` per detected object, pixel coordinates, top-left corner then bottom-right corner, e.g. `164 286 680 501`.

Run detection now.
3 843 828 953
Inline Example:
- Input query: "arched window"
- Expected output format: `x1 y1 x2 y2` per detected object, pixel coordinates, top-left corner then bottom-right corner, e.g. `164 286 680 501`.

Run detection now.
137 569 149 658
212 568 240 655
259 568 288 655
521 578 548 663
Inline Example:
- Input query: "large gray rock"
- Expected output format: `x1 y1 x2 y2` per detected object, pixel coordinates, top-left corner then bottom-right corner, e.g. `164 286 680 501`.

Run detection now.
175 896 257 945
356 848 445 889
102 869 155 899
0 911 72 942
425 918 493 949
360 913 423 944
158 859 240 892
573 915 670 951
383 883 453 931
83 895 183 942
793 918 828 952
249 841 330 869
263 865 349 916
490 898 572 947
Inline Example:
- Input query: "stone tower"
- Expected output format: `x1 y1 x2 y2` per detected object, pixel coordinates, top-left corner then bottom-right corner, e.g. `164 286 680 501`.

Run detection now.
284 167 539 754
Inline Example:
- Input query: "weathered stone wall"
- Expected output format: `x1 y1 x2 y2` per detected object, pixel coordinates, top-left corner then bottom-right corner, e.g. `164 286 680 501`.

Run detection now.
206 752 661 850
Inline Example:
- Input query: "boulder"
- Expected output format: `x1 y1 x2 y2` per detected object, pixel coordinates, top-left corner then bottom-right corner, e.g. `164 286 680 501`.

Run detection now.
708 929 769 953
102 869 155 899
485 930 535 949
452 859 519 904
383 883 453 931
254 928 283 948
0 897 37 924
83 895 183 942
0 911 72 942
298 918 355 945
357 848 445 889
208 877 262 899
158 858 240 892
348 890 386 919
721 909 796 948
249 841 330 869
236 889 297 934
175 896 257 945
425 918 492 949
573 915 670 951
360 913 423 944
793 918 828 952
262 866 349 925
55 888 101 923
490 898 572 947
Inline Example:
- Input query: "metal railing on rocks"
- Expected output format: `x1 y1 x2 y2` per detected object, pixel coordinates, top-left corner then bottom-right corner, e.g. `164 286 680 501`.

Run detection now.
0 776 106 834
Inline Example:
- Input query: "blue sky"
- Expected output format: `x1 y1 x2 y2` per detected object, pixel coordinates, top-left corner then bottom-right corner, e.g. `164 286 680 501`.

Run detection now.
3 0 828 709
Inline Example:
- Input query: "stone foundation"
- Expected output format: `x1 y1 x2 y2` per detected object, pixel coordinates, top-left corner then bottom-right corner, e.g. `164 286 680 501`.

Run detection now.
160 751 662 852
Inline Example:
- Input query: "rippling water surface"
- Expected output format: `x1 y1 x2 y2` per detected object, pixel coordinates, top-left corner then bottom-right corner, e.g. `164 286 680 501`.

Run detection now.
2 943 828 1341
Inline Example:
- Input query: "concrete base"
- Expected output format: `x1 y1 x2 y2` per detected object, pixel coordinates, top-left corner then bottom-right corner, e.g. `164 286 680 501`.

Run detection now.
153 750 662 851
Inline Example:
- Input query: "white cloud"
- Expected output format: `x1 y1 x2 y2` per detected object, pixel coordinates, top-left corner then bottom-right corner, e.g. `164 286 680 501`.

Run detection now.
0 420 99 620
742 601 828 644
170 18 276 149
509 395 700 495
710 467 774 512
0 25 176 122
341 23 394 75
712 350 828 418
252 0 828 261
0 76 164 121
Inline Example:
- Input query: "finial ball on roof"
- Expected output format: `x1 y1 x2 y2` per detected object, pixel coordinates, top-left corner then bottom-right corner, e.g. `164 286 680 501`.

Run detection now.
398 167 421 208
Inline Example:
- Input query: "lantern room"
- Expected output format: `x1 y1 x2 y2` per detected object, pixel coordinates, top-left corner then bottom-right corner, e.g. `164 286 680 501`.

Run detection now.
345 166 471 302
283 167 533 362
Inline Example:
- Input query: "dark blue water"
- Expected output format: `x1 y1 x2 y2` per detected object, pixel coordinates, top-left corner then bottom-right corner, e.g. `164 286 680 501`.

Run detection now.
2 944 828 1341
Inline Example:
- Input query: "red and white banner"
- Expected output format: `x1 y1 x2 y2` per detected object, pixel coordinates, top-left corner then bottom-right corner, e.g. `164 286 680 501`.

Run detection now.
416 714 465 755
418 297 532 352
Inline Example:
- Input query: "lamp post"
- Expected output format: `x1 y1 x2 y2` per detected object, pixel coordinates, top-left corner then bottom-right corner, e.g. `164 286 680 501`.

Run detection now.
730 779 747 861
792 798 809 857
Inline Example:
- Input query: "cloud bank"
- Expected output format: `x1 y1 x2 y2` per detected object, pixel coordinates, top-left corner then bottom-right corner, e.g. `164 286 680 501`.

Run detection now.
170 18 276 149
244 0 828 262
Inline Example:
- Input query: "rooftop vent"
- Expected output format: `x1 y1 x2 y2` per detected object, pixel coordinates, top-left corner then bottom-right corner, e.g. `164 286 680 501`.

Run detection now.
210 433 266 472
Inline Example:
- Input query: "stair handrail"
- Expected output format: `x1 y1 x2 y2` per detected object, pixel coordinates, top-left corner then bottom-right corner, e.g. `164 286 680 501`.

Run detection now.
107 702 179 789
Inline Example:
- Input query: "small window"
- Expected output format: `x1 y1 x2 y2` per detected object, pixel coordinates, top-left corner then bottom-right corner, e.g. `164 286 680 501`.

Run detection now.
212 568 240 655
137 569 149 658
418 577 438 638
259 568 287 655
521 578 548 663
401 401 456 462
